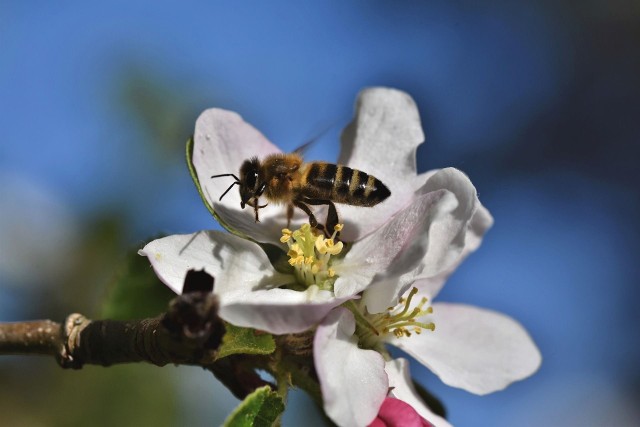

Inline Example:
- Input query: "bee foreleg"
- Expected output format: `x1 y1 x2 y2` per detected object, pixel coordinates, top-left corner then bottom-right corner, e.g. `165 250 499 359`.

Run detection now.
253 200 260 223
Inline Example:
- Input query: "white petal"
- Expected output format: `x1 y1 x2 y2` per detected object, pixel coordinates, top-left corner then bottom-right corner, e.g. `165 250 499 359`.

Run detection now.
414 201 493 299
386 358 452 427
220 288 353 334
388 303 542 395
332 190 457 299
140 232 346 333
337 87 427 241
363 168 482 313
139 231 288 295
314 308 388 427
192 108 289 244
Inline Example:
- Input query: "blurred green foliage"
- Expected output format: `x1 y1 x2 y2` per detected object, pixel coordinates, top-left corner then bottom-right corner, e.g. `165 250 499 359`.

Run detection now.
0 66 196 426
118 65 202 164
101 241 175 320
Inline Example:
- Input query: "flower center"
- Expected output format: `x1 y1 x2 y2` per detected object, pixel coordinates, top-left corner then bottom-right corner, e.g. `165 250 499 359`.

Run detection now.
352 287 435 349
281 223 344 291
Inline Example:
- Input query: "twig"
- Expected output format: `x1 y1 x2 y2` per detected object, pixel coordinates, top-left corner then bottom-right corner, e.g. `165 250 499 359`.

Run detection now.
0 291 224 369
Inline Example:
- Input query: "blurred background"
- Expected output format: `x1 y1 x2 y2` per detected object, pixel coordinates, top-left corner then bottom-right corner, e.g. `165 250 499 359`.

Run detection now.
1 1 639 426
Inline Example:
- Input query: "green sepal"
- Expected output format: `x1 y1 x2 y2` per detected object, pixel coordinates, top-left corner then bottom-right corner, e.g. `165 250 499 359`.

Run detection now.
186 136 216 219
101 242 175 320
216 323 276 360
223 386 285 427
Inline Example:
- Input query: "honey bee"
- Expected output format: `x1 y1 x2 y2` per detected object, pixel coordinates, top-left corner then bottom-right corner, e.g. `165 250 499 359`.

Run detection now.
212 152 390 237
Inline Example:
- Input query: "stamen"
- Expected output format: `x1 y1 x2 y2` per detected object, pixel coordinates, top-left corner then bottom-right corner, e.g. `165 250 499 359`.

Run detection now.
281 224 344 291
356 287 435 348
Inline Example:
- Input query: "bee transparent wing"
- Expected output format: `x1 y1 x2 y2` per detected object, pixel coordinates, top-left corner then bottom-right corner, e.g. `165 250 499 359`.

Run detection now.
292 122 340 155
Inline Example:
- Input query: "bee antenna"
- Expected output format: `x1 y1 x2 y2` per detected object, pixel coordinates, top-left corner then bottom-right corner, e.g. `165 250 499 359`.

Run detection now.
219 181 239 201
211 173 240 181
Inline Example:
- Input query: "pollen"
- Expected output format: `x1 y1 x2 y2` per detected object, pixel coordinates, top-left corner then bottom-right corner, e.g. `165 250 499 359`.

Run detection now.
281 223 345 291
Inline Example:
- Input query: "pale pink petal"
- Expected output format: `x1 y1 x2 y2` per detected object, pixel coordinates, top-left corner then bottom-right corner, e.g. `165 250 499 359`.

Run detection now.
414 202 493 299
369 397 434 427
363 168 483 313
139 232 346 334
389 303 542 395
337 87 427 241
192 108 291 244
332 190 458 299
139 231 288 295
385 359 451 427
314 308 388 427
220 288 352 334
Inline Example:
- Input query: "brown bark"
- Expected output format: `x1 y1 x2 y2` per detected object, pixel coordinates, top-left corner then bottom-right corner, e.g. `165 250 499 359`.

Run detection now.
0 291 225 369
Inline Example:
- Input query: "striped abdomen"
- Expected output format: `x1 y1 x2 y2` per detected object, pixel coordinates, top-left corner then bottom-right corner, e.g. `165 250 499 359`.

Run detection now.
301 162 391 207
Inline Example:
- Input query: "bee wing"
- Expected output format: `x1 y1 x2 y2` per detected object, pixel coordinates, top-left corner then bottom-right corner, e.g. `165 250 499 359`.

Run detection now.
292 122 340 155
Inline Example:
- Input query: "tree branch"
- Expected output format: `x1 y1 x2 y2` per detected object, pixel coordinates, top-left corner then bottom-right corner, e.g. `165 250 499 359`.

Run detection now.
0 269 278 399
0 319 62 356
0 291 225 369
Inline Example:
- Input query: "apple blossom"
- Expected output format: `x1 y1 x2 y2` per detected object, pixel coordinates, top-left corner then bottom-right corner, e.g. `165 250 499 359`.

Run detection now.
141 88 489 335
139 87 541 427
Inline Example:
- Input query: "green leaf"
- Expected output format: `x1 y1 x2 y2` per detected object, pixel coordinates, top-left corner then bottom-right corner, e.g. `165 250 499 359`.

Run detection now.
223 386 285 427
217 324 276 359
101 243 175 320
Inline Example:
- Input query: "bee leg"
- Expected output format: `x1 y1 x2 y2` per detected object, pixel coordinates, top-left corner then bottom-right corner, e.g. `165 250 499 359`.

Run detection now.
325 201 339 239
286 204 294 228
303 199 340 240
254 203 260 223
293 200 327 236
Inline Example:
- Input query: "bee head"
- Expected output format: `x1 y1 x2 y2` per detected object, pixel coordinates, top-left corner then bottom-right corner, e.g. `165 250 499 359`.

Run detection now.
239 157 265 209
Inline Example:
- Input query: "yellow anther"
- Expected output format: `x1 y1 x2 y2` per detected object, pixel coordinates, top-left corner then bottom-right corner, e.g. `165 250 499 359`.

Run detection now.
325 240 343 255
288 255 304 266
362 287 435 343
334 224 344 232
315 235 328 254
282 224 344 291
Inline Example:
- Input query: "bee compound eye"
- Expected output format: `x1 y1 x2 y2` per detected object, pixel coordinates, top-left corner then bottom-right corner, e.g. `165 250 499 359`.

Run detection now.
244 171 257 189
